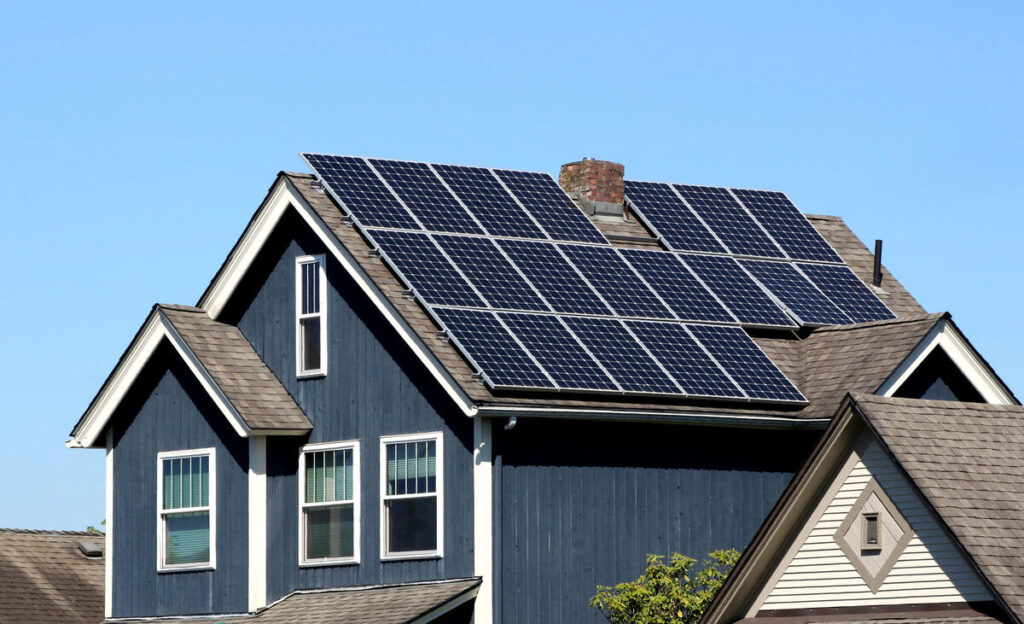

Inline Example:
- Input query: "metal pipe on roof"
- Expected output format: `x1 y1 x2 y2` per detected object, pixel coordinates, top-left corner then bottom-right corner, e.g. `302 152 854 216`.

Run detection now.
873 240 884 287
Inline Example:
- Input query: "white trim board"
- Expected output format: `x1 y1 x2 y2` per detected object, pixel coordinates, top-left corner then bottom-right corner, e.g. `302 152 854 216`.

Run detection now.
69 309 250 449
248 436 267 611
878 317 1016 404
104 428 114 618
472 417 494 624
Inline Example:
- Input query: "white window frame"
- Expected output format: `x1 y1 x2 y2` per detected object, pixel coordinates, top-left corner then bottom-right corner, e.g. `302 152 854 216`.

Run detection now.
298 440 361 567
379 432 444 561
295 254 327 378
156 447 217 572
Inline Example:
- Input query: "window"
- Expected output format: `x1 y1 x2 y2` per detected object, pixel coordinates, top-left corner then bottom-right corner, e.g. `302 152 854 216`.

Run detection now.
299 441 359 565
157 448 215 571
296 255 326 377
380 433 443 559
862 512 881 551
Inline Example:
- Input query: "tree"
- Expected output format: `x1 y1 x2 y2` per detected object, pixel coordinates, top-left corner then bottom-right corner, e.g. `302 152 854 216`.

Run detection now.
589 549 740 624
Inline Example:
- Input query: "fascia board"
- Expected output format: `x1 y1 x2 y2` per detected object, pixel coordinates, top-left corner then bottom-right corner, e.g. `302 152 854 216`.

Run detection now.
477 405 829 430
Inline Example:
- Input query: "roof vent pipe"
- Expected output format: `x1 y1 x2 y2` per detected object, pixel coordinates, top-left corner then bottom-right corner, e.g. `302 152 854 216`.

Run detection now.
873 240 883 287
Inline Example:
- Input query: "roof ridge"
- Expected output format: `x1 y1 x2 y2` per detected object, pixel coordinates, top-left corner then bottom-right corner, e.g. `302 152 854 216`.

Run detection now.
0 527 104 536
156 303 204 313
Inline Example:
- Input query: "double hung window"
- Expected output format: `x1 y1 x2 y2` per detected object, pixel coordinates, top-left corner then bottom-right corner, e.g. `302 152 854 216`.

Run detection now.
381 433 443 559
300 442 359 565
157 448 215 571
296 255 326 377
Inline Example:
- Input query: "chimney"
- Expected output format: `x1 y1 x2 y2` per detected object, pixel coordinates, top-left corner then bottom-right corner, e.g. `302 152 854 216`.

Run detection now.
559 158 625 217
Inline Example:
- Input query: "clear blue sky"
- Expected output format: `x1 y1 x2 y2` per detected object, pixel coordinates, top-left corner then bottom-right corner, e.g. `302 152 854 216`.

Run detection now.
1 1 1021 530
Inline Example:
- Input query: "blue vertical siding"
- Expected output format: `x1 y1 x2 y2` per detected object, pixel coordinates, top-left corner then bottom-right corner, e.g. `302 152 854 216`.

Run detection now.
495 418 820 624
224 210 475 602
111 342 249 617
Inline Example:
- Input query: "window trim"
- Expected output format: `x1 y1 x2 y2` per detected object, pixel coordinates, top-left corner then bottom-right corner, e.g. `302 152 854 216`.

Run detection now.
379 432 444 561
156 447 217 572
297 440 361 567
295 254 327 378
861 511 882 551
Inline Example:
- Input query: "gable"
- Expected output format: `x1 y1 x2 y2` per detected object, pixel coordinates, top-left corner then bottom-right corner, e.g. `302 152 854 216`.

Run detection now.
893 347 984 402
750 433 991 614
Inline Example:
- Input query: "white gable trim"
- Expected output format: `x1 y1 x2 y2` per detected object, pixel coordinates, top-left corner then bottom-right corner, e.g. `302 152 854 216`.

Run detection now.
878 317 1015 404
196 175 477 417
69 310 250 449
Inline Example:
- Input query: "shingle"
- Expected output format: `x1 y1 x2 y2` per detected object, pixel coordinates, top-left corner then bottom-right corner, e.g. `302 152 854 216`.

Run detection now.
0 529 105 624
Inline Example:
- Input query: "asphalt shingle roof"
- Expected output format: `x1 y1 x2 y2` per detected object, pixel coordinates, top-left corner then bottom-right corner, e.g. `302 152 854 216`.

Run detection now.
0 529 105 624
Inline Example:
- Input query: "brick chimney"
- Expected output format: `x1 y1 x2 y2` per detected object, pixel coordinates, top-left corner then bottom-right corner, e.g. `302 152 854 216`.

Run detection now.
559 158 625 217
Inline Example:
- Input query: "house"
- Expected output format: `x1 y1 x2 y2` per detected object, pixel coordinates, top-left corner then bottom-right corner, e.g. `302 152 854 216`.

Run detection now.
700 394 1024 624
0 528 105 624
66 156 1016 623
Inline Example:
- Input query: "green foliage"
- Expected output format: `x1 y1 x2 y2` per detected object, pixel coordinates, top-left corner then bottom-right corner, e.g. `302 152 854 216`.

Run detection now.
589 549 740 624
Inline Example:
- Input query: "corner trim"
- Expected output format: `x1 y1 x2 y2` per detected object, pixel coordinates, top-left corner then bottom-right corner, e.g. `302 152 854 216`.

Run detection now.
248 436 267 611
472 417 493 624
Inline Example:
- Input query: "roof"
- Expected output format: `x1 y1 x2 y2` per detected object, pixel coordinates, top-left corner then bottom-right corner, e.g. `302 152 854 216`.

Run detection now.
108 578 480 624
852 394 1024 623
0 529 105 624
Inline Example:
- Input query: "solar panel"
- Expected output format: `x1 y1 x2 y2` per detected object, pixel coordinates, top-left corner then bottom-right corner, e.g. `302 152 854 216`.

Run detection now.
561 316 680 394
499 312 619 391
492 169 608 244
432 164 547 239
685 324 805 402
679 254 795 328
623 181 726 253
741 260 852 326
796 263 896 323
497 240 612 315
433 234 549 312
302 154 419 229
432 307 553 388
619 248 735 323
674 185 785 258
370 230 485 307
627 321 744 398
367 159 484 235
731 189 842 263
559 244 674 319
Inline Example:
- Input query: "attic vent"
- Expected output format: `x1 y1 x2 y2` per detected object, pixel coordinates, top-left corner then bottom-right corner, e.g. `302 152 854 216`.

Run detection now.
78 541 103 558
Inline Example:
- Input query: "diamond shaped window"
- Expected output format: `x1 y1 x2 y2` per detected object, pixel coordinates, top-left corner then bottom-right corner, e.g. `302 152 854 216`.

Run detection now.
833 477 914 593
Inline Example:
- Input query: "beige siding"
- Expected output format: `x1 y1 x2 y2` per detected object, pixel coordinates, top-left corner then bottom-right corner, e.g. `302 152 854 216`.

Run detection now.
760 439 990 610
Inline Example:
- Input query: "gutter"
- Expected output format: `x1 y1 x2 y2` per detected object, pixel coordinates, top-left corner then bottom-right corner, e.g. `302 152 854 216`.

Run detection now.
476 405 830 430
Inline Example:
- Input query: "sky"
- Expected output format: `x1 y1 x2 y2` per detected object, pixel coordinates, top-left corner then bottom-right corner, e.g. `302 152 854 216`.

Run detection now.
1 1 1021 530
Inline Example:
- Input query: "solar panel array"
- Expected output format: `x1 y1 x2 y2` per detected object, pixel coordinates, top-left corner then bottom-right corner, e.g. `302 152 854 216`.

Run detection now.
303 153 896 403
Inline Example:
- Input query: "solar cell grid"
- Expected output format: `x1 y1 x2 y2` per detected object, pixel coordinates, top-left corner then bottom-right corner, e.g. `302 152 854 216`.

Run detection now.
627 321 744 398
433 234 549 312
732 189 842 263
679 254 795 328
302 154 419 229
796 263 896 323
432 308 552 388
367 159 484 235
623 181 726 253
674 185 785 258
619 248 735 323
686 324 805 402
559 244 674 319
499 312 619 391
492 169 608 244
497 240 612 315
561 316 680 394
370 230 485 308
741 260 852 326
432 164 547 239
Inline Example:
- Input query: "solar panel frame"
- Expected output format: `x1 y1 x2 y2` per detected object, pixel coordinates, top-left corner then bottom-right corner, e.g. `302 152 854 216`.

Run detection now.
731 188 843 263
796 263 897 323
499 312 620 391
492 169 609 244
369 230 486 308
561 316 681 394
433 234 550 312
432 164 548 239
619 248 737 323
685 324 806 403
674 185 786 258
678 253 796 328
623 180 728 254
558 244 675 319
366 159 485 235
431 307 554 389
301 153 421 230
740 260 853 326
626 320 746 398
497 239 612 315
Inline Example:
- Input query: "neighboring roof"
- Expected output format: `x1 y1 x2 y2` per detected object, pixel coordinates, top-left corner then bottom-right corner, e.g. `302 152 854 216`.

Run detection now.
0 529 105 624
109 578 480 624
853 395 1024 623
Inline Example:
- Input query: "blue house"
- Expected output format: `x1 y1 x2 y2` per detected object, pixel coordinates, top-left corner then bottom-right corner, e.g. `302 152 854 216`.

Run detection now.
67 156 1016 623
